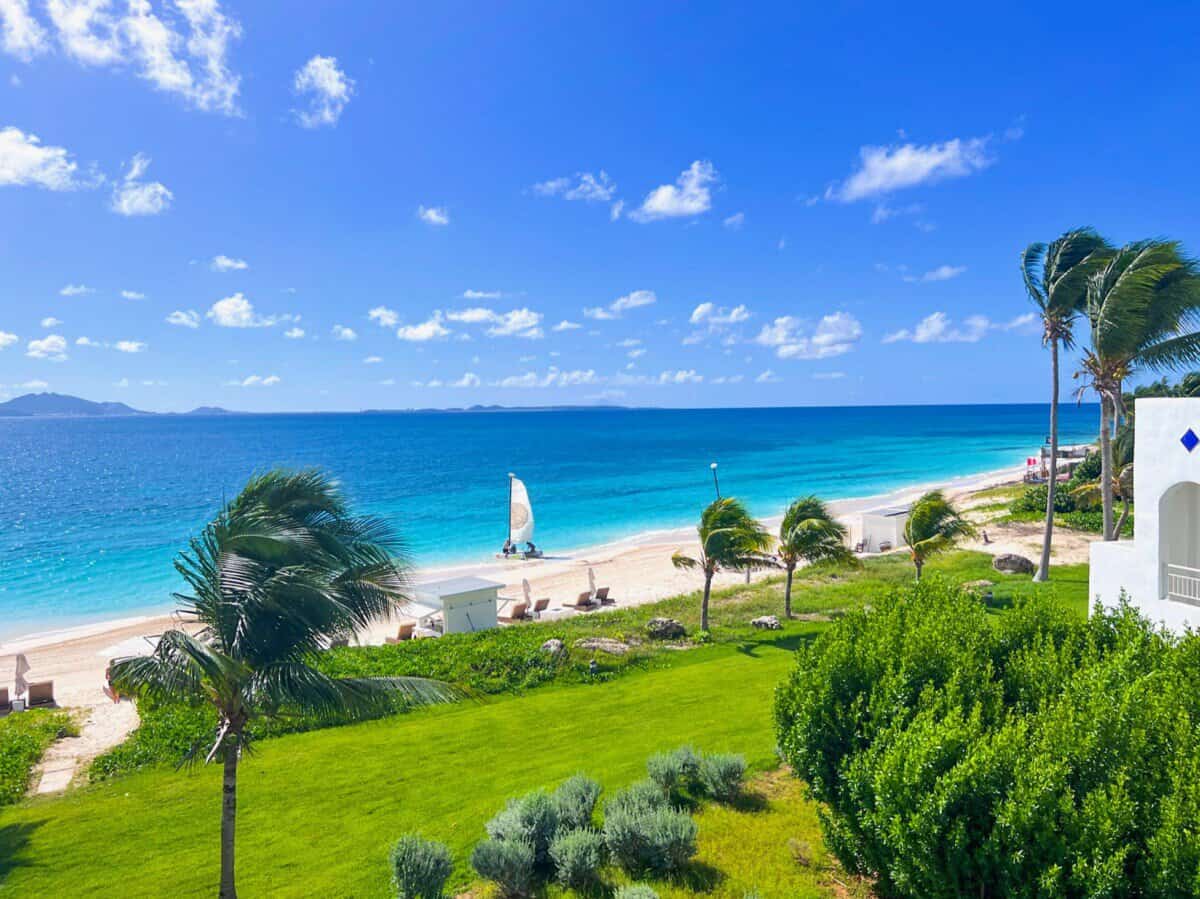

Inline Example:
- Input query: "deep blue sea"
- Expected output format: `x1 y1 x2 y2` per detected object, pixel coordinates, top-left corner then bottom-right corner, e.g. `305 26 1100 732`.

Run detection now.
0 404 1098 639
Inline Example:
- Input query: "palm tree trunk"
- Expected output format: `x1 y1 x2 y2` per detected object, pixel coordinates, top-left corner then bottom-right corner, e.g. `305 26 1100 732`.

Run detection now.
784 565 794 619
1100 395 1115 541
1115 490 1131 539
1035 340 1060 582
219 740 240 899
701 572 713 631
914 556 923 581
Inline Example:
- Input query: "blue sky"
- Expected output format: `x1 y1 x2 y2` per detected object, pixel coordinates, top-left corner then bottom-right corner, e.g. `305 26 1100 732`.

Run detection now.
0 1 1197 412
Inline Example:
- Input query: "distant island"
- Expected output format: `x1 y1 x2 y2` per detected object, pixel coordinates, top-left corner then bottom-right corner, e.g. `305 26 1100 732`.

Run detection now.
0 393 236 418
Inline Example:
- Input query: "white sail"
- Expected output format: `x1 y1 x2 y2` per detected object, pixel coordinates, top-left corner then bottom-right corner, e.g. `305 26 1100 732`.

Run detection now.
509 477 535 545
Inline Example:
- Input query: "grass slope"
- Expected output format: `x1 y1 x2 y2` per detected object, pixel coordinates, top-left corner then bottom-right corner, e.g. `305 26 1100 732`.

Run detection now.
0 552 1088 897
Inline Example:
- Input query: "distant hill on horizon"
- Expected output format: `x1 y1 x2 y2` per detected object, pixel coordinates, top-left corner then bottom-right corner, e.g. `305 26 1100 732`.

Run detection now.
0 393 241 418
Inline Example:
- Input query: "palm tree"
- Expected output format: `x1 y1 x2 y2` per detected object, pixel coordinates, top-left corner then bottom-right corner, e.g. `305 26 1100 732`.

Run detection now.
903 490 975 580
1021 228 1111 582
110 470 457 899
776 496 855 618
671 497 771 630
1078 240 1200 539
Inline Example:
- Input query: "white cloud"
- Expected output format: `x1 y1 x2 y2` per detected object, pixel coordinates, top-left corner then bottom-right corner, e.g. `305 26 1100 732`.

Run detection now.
755 312 862 359
228 373 280 387
417 205 449 226
627 348 646 359
40 316 61 327
552 320 581 332
755 369 780 383
584 289 656 320
494 367 598 389
0 126 90 190
59 283 92 296
0 0 47 60
630 160 717 222
396 314 450 342
121 289 145 300
166 308 199 328
27 333 67 360
292 54 353 127
111 152 171 215
813 371 846 380
451 372 480 388
331 324 357 341
446 306 543 339
658 369 702 384
610 199 623 221
827 137 992 202
368 306 399 328
532 170 616 203
113 377 128 388
362 355 382 364
283 326 304 339
903 264 966 283
0 330 17 349
723 211 745 230
690 302 750 327
207 293 292 328
710 374 744 385
75 335 98 346
870 201 923 224
463 289 502 300
883 311 989 344
114 339 145 353
210 254 247 272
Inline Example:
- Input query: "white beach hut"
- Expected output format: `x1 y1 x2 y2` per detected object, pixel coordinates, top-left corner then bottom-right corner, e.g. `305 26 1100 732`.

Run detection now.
412 576 503 634
1090 398 1200 632
852 505 910 553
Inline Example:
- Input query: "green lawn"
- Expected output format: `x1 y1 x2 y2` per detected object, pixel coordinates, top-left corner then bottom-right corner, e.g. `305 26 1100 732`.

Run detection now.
0 553 1089 898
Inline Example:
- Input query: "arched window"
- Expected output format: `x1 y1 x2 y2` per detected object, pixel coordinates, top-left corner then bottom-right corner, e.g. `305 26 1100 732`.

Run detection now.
1160 481 1200 604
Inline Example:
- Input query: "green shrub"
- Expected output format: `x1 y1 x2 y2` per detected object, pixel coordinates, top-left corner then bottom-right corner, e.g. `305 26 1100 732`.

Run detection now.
485 790 559 866
606 778 670 817
0 709 76 805
1011 482 1075 514
470 838 536 898
774 579 1200 897
1060 508 1134 537
696 752 746 801
646 745 699 796
1067 450 1102 484
614 886 659 899
389 835 452 899
549 828 606 889
604 803 698 876
553 773 601 831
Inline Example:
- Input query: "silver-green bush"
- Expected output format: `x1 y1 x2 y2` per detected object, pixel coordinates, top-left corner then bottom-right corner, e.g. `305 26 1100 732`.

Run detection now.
646 745 699 796
696 752 746 801
485 789 559 865
549 828 606 888
553 773 601 831
389 835 452 899
614 886 659 899
603 803 697 875
470 838 536 898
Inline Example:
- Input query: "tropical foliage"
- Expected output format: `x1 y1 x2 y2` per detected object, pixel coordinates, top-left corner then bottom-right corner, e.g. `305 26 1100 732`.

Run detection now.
0 708 77 805
901 490 974 579
1020 227 1111 581
776 496 855 618
109 469 458 899
671 497 771 630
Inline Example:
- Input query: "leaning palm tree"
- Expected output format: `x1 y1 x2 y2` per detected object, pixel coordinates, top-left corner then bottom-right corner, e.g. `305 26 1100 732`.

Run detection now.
110 470 458 899
1021 228 1111 582
671 497 771 630
1078 240 1200 539
776 496 855 618
903 490 975 580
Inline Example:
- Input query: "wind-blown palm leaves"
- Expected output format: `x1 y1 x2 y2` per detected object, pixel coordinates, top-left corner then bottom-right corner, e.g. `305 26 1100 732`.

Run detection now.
671 497 771 631
110 470 457 899
902 490 975 579
1077 240 1200 539
776 496 855 619
1021 227 1112 582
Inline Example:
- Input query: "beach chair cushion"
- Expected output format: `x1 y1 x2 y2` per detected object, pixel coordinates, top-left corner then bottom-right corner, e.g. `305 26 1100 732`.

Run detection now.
499 602 529 622
0 687 9 712
28 681 54 707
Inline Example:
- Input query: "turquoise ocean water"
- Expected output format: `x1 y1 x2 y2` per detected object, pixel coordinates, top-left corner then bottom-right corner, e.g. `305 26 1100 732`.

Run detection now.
0 404 1098 639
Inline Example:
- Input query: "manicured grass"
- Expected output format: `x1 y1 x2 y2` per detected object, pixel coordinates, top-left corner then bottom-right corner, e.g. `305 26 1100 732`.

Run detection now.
1 552 1088 897
0 709 76 806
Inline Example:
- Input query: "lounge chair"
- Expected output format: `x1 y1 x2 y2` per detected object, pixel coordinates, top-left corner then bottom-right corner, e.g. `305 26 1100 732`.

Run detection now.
561 591 597 611
0 687 9 715
531 598 550 618
595 587 614 605
878 540 893 552
385 621 416 644
498 601 530 624
27 681 55 707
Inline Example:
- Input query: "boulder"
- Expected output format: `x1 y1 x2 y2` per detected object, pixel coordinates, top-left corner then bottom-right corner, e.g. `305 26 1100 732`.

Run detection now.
540 638 565 657
992 553 1036 575
750 615 782 630
646 617 687 640
574 637 631 655
961 579 995 592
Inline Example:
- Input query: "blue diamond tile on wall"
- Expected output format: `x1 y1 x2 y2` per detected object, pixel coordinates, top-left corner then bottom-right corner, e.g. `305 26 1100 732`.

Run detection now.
1183 429 1199 452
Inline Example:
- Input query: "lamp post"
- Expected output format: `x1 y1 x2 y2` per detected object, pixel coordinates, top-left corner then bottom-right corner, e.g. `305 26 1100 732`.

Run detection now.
710 461 720 499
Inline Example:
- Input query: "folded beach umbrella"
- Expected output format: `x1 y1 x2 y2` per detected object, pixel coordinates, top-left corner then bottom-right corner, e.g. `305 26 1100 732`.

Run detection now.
587 567 596 597
14 652 30 699
522 578 532 604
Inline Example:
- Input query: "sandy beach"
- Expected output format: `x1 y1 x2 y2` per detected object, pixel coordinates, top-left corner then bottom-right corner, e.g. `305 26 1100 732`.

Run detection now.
0 455 1094 788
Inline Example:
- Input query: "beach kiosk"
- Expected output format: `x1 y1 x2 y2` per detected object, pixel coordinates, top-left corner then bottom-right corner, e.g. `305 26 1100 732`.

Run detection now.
1090 398 1200 633
412 576 503 635
852 505 911 553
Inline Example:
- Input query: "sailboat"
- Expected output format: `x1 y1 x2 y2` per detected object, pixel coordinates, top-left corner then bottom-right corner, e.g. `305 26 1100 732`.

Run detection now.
499 472 543 559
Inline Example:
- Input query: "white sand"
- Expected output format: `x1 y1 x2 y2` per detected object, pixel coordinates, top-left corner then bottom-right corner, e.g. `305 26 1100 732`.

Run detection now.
0 455 1092 789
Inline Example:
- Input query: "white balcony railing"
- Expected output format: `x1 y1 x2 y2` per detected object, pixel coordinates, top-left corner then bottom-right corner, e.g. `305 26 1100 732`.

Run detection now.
1166 563 1200 606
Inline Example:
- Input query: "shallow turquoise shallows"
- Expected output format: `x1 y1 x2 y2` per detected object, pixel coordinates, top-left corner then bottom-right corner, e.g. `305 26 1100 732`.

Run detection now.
0 404 1098 638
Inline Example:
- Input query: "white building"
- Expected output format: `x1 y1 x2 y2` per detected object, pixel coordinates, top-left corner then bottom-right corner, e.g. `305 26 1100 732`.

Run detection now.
411 576 502 634
1090 398 1200 632
851 505 910 553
